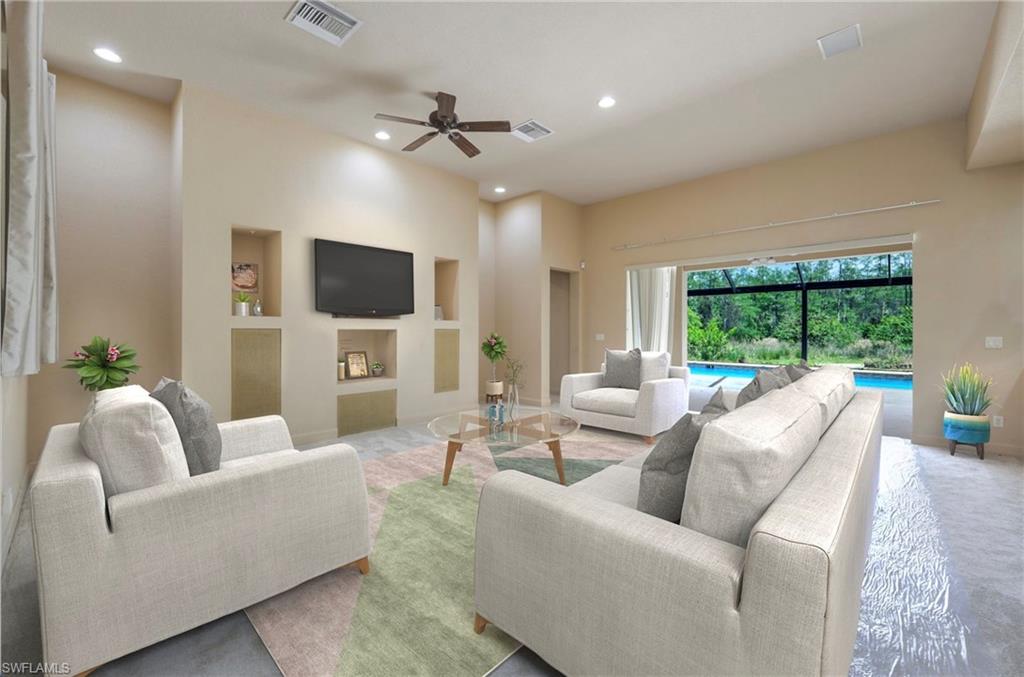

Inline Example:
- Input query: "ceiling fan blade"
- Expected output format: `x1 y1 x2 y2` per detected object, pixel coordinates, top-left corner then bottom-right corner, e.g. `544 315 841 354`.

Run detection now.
403 131 438 152
457 121 511 133
435 91 457 121
448 132 480 158
374 113 431 127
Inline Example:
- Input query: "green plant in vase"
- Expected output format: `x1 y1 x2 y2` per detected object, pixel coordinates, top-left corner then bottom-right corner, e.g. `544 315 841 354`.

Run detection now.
233 292 252 317
370 360 385 377
64 336 140 392
941 362 993 458
505 357 524 420
481 332 508 397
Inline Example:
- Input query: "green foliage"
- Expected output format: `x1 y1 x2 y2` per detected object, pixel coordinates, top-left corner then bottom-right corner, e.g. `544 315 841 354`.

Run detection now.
505 357 525 387
370 361 384 370
942 363 992 415
868 305 913 346
480 332 508 363
63 336 140 392
687 308 735 361
234 292 252 304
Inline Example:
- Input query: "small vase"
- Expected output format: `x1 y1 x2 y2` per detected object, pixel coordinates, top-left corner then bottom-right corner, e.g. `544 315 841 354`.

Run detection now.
943 412 990 444
233 302 250 317
507 384 520 421
371 366 384 377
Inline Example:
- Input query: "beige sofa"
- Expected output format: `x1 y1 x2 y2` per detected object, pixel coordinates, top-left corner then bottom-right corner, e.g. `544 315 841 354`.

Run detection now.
475 370 882 675
30 415 370 674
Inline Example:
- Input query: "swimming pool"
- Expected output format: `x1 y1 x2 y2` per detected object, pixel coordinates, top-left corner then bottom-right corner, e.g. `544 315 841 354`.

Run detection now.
687 362 912 391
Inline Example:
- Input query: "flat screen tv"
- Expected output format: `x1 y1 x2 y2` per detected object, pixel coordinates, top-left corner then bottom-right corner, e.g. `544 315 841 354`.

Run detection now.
314 239 414 317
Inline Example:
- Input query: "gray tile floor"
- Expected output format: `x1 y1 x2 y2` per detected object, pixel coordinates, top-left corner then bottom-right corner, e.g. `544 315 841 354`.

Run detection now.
4 415 1019 677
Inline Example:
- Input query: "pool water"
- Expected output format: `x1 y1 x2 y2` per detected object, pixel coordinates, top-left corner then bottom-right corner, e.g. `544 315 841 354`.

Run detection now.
688 362 912 391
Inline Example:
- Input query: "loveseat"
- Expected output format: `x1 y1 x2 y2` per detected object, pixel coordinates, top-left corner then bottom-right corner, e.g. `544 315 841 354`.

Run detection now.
475 367 881 675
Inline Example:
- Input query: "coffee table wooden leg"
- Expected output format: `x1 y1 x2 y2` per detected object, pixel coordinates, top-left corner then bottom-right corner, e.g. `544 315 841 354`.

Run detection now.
443 441 462 486
546 439 566 485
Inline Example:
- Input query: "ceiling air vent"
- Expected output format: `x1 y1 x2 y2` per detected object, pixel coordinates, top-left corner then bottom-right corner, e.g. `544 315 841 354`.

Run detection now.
817 24 862 59
511 119 554 143
285 1 362 47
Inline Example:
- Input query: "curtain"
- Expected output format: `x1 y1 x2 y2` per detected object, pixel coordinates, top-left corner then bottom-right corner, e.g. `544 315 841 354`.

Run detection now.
1 0 58 376
626 266 676 353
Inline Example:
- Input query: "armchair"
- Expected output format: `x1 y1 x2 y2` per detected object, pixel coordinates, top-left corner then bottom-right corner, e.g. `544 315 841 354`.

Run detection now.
30 415 370 674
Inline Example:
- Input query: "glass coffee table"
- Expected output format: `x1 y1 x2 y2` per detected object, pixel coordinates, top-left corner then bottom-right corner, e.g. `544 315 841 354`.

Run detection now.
428 406 580 485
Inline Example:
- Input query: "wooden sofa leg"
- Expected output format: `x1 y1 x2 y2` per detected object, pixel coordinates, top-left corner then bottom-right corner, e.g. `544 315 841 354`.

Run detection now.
642 435 656 445
354 556 370 575
474 613 489 634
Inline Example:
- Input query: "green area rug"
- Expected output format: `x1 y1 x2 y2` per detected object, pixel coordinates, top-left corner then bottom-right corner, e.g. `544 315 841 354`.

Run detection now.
245 431 646 676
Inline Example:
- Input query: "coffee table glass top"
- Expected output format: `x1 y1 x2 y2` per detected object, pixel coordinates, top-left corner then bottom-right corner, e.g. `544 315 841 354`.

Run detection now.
427 406 579 448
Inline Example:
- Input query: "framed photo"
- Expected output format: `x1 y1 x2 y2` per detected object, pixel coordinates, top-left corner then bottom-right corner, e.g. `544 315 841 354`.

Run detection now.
345 351 369 379
231 263 259 292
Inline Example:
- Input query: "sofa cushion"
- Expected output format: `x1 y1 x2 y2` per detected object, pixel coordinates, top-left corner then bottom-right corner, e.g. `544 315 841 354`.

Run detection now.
680 386 823 546
572 388 639 417
79 385 190 497
640 351 670 383
150 377 222 476
637 411 720 522
789 366 855 434
785 360 814 382
736 365 791 407
700 387 731 416
603 348 642 389
566 464 640 508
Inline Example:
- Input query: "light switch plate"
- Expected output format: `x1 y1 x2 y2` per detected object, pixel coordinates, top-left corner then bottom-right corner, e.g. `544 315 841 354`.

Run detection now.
985 336 1003 349
595 333 605 341
992 415 1004 428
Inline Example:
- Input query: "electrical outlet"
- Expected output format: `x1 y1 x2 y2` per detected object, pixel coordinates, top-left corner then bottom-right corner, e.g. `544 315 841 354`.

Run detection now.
985 336 1003 349
595 333 605 341
992 415 1004 428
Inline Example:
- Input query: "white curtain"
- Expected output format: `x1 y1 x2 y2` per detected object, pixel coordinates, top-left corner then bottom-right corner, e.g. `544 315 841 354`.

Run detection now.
2 0 58 376
626 266 676 353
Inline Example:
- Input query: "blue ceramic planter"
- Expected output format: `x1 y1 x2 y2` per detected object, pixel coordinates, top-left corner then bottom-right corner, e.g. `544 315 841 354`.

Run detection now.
943 412 991 444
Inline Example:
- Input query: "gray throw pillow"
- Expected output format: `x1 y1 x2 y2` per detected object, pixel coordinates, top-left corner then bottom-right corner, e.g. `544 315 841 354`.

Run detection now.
150 378 222 476
785 360 814 382
701 387 731 416
637 411 720 522
736 365 792 407
603 348 642 389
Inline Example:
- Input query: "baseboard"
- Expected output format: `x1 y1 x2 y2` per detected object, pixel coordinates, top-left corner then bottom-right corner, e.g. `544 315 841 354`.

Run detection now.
912 434 1022 457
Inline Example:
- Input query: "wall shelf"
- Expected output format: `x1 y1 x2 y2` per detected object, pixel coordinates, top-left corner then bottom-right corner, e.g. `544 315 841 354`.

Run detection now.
338 329 397 381
231 227 282 317
434 257 460 321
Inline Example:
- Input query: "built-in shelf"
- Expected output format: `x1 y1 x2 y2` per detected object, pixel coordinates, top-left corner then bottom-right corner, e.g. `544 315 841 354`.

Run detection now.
433 257 459 321
337 376 398 393
231 226 282 317
338 329 397 381
433 320 461 328
229 316 282 328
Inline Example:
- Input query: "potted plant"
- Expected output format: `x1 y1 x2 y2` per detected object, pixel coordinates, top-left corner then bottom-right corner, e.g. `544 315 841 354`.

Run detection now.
233 292 252 317
64 336 140 392
481 332 508 397
942 362 993 458
370 361 385 377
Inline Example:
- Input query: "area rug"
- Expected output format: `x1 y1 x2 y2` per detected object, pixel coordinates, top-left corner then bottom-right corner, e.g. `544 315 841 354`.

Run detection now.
244 429 646 676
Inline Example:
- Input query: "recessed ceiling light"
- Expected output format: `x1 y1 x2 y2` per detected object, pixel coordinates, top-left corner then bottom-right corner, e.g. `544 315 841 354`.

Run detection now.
374 130 391 141
92 47 122 63
494 186 506 194
597 96 616 109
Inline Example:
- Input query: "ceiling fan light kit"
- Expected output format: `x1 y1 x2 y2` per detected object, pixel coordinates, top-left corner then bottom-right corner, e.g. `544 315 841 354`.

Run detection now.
375 91 511 158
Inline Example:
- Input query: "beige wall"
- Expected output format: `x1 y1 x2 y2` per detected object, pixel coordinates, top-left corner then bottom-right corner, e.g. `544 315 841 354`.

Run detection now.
540 193 584 399
177 85 480 444
478 200 497 395
25 72 176 463
582 118 1024 454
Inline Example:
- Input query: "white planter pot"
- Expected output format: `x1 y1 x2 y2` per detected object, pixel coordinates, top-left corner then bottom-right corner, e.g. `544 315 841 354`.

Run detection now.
233 302 250 317
486 380 504 396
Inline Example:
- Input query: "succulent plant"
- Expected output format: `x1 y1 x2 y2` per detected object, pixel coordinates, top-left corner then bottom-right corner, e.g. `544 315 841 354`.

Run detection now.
942 363 992 416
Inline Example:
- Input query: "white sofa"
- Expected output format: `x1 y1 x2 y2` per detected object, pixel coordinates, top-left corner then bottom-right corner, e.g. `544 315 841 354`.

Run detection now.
476 370 882 675
560 352 689 442
30 415 370 674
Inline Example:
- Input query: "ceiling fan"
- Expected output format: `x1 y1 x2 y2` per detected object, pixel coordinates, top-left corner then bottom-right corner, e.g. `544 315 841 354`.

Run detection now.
374 91 511 158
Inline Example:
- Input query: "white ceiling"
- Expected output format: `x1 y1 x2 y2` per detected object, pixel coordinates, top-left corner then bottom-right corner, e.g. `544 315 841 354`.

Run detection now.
44 1 998 205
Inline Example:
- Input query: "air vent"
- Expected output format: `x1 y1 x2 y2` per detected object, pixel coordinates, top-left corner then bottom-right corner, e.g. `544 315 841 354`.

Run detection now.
285 1 361 47
817 24 862 59
511 119 554 143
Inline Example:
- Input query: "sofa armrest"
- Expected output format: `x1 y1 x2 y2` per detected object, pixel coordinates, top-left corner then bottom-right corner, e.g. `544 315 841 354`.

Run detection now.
475 471 744 673
559 372 603 412
669 365 691 383
218 415 293 462
30 424 109 545
637 377 688 434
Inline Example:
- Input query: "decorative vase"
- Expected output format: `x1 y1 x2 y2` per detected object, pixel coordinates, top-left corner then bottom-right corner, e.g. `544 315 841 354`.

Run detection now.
943 412 990 444
486 380 503 397
338 363 346 381
233 302 250 317
506 383 520 421
371 366 384 377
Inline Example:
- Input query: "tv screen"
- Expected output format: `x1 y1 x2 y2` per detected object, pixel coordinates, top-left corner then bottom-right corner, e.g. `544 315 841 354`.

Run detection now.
314 239 414 317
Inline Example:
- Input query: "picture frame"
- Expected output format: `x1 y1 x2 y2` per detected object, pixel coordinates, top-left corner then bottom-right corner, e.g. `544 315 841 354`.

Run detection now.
231 262 259 292
345 351 369 379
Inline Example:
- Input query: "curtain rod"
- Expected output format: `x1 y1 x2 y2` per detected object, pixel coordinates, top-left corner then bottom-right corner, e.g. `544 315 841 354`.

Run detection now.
611 199 941 252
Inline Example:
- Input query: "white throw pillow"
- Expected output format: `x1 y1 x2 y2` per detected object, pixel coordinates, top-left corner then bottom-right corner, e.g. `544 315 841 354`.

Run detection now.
640 351 671 382
79 385 190 496
680 387 823 546
788 366 855 434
